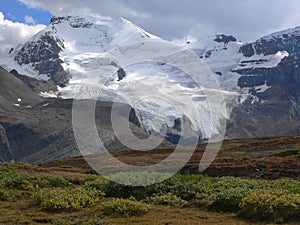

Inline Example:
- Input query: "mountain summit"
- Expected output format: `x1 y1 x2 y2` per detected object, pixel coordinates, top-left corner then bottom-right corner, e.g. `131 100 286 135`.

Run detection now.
10 16 159 86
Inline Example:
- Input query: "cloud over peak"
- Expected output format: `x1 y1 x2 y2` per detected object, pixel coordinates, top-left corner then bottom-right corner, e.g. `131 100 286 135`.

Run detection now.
18 0 300 42
0 12 46 58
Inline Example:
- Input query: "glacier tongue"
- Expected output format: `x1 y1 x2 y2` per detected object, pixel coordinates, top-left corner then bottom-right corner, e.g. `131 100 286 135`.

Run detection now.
59 38 236 140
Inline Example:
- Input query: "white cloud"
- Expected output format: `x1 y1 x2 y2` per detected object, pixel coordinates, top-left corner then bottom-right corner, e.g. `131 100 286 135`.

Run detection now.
17 0 300 41
24 15 36 25
0 12 46 58
19 0 145 19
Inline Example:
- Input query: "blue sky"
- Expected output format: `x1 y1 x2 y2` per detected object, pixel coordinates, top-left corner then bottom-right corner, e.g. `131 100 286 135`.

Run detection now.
0 0 52 24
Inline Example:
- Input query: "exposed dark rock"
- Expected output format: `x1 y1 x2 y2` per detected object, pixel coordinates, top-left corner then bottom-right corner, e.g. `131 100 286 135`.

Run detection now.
239 43 255 57
13 32 69 86
214 34 237 44
234 53 300 97
165 116 201 145
117 68 126 81
240 28 300 57
237 70 267 88
50 16 93 28
226 28 300 139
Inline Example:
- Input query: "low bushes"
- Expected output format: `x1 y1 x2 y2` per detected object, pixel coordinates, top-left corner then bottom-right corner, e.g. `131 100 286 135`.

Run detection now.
0 166 69 190
0 167 35 191
239 190 300 223
0 189 9 201
102 198 151 217
209 187 249 212
34 187 104 210
1 166 294 222
84 173 211 201
39 175 69 188
146 193 187 207
85 172 300 222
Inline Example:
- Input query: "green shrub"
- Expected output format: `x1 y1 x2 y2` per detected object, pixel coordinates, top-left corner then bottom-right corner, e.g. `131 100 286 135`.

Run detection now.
34 187 104 210
0 166 39 190
0 189 9 201
269 179 300 194
239 190 300 223
85 178 128 198
102 198 151 217
108 172 172 186
156 175 200 201
183 176 216 201
213 177 259 192
209 187 249 212
85 173 211 201
146 193 187 207
84 175 100 182
85 175 154 200
85 172 300 218
38 175 69 188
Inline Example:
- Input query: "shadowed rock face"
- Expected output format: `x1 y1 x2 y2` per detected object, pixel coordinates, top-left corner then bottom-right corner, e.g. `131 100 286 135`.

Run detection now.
0 67 172 163
13 31 69 87
10 69 58 94
0 67 42 111
226 31 300 139
214 34 237 44
50 16 93 28
240 30 300 57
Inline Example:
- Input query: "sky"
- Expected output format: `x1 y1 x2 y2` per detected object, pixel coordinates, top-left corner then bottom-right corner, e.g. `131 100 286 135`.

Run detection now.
1 0 300 57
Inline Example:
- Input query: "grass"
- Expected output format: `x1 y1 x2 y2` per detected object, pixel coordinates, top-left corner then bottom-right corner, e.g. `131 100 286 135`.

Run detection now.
0 199 257 225
0 165 299 224
0 136 299 224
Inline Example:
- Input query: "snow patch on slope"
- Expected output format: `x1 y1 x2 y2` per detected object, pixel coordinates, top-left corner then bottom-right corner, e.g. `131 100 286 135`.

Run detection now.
235 51 289 70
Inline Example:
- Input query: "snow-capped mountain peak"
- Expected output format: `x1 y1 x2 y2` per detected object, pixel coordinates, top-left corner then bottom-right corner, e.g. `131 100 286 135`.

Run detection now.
4 16 160 85
3 15 297 142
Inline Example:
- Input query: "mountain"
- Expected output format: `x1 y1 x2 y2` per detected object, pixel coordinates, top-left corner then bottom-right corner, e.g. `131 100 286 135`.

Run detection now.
2 15 234 143
1 15 300 162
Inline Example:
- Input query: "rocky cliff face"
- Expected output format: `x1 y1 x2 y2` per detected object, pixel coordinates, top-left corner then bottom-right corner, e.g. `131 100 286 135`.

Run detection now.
13 29 68 86
226 28 300 138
